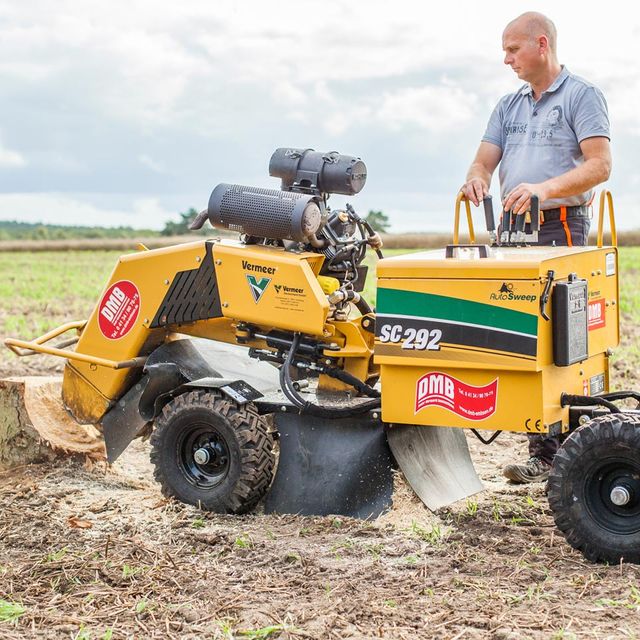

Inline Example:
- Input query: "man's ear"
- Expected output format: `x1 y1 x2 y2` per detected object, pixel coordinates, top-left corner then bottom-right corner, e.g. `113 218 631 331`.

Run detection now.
538 35 549 55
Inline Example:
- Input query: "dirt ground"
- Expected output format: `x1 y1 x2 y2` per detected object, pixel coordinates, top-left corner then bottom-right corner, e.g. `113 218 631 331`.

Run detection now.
2 334 640 639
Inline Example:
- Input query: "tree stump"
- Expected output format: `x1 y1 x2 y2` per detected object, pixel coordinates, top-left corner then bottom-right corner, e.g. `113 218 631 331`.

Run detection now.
0 376 105 472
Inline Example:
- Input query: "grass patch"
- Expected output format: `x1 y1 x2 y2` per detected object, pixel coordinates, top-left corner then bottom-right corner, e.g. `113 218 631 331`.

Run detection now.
0 599 25 625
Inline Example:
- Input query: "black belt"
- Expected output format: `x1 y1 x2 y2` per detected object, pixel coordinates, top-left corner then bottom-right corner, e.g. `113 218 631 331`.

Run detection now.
541 205 589 222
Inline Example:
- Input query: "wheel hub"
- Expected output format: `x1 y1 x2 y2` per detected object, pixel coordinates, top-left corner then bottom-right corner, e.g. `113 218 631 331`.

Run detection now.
610 485 632 507
177 423 231 489
193 447 211 465
585 457 640 535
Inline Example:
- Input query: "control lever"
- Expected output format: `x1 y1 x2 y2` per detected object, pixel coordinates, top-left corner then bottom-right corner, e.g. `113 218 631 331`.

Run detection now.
483 196 498 245
500 208 512 245
514 209 526 244
527 195 540 244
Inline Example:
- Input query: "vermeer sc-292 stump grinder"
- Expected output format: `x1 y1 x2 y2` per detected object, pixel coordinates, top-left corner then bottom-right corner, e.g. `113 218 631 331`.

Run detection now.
6 148 638 564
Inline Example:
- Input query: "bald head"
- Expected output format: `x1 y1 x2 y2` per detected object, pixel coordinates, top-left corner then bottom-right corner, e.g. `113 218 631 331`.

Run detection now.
505 12 558 55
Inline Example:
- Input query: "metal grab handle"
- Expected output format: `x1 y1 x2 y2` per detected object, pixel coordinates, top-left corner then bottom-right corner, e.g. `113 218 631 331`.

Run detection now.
4 321 146 370
445 244 490 258
4 321 86 356
597 190 617 248
453 193 476 245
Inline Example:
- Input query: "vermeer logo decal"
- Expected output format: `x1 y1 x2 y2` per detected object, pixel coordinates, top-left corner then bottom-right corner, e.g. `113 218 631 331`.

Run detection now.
246 274 271 303
415 372 498 421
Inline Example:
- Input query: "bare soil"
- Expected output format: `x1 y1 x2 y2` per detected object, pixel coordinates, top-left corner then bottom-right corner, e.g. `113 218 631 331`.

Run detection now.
1 325 640 639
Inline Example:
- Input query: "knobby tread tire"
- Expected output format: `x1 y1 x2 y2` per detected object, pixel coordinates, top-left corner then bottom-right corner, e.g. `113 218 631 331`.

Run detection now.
149 389 275 514
548 413 640 564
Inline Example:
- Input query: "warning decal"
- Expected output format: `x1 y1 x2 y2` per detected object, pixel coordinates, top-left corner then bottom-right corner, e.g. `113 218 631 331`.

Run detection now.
98 280 141 340
415 372 498 421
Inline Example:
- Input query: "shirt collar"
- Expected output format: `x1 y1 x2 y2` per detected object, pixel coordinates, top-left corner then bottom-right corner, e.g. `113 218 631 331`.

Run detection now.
520 65 570 97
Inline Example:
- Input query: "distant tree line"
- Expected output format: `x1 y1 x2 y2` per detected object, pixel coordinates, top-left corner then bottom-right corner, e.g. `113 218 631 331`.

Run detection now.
0 220 159 241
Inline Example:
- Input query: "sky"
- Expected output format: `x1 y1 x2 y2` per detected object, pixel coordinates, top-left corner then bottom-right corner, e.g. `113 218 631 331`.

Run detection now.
1 1 638 233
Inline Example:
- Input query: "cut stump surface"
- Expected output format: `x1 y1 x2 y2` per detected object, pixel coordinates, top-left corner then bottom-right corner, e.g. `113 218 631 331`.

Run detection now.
0 376 105 471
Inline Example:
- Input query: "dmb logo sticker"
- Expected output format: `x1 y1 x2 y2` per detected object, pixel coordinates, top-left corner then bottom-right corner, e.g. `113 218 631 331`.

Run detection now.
415 372 498 421
98 281 141 340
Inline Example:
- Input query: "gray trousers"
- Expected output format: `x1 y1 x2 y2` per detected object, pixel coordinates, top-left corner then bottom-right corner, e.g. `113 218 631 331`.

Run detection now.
528 215 590 462
536 215 590 247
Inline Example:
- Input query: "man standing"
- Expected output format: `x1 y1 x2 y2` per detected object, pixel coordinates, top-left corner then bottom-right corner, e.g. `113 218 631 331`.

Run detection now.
461 12 611 483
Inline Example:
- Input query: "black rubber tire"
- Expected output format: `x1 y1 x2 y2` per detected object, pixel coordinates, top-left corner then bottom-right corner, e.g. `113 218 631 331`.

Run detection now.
150 389 274 514
548 413 640 564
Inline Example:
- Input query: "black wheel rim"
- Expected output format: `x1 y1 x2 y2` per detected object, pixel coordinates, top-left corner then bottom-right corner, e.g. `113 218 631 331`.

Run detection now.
584 456 640 535
176 421 231 489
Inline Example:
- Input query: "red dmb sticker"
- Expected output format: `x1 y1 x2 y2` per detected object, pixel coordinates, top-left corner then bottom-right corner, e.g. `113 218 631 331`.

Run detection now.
98 280 141 340
415 372 498 421
588 298 605 330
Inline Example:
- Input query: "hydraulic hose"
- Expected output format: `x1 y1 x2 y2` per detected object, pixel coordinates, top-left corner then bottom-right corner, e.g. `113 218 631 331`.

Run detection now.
279 332 381 418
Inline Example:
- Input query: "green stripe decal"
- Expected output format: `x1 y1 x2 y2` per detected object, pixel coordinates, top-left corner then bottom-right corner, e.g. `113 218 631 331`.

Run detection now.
377 288 538 336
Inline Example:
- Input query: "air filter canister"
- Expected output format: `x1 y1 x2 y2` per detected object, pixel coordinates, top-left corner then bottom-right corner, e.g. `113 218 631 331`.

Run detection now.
207 183 322 242
269 148 367 195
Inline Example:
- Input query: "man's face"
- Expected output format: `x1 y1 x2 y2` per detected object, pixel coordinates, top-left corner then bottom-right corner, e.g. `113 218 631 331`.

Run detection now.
502 26 541 82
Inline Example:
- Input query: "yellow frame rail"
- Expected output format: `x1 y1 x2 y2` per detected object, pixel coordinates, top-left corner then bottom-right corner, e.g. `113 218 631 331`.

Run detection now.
4 321 146 370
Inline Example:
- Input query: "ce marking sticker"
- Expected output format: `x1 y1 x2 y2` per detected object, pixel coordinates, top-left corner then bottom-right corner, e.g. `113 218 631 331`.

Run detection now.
525 418 542 432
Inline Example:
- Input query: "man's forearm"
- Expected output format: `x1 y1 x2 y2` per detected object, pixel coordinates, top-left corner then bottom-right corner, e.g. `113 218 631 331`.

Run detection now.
542 157 612 202
466 162 493 188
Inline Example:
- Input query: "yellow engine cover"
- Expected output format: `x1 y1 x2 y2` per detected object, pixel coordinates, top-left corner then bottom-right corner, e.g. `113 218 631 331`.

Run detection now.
212 243 329 335
62 239 332 423
375 245 619 434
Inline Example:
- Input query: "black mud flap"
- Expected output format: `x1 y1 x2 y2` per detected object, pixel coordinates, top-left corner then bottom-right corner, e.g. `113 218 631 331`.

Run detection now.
263 413 395 519
102 377 150 463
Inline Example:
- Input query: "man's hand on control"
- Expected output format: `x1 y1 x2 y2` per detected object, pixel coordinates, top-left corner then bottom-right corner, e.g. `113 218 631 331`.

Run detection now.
503 183 547 214
461 178 488 207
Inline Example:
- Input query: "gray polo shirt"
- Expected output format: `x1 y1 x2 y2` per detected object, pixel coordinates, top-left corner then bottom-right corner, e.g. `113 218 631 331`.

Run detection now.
482 66 610 209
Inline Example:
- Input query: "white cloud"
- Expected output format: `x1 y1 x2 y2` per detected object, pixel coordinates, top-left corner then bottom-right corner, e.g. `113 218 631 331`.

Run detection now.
0 144 26 168
139 154 166 173
375 85 477 132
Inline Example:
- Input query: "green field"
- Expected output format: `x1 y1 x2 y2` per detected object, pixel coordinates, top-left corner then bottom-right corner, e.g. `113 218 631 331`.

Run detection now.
2 247 639 386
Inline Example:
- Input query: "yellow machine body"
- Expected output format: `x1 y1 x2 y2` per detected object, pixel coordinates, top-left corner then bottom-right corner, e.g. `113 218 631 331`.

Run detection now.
375 245 620 435
61 239 373 424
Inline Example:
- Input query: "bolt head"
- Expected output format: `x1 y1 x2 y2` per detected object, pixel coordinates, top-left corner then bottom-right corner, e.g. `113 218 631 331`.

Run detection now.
610 486 631 506
194 448 210 465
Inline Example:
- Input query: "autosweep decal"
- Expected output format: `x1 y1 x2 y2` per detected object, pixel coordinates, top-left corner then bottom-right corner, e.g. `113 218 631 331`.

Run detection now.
415 372 498 421
98 281 141 340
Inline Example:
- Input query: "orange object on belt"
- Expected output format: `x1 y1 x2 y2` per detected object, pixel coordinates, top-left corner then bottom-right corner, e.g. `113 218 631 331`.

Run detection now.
560 205 573 247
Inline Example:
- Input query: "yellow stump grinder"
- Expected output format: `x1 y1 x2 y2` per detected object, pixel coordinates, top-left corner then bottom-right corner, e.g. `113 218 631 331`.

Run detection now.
6 148 638 564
